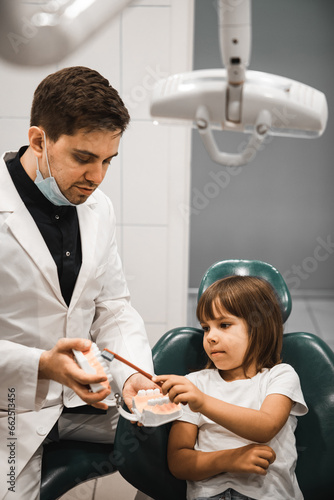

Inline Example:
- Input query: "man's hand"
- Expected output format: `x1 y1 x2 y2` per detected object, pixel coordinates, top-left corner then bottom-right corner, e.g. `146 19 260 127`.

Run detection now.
122 372 158 412
39 338 111 410
227 443 276 475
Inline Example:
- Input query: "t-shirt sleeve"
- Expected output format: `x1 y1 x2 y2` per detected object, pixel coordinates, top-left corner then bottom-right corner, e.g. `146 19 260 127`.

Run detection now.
266 363 308 416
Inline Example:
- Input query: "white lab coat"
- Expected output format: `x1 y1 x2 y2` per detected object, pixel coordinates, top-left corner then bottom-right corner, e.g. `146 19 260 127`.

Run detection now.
0 151 154 498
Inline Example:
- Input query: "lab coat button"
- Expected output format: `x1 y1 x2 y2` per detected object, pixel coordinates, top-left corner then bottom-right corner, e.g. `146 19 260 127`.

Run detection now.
36 426 48 436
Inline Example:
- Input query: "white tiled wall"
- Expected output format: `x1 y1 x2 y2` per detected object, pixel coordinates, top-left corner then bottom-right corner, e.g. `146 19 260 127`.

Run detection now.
0 0 194 347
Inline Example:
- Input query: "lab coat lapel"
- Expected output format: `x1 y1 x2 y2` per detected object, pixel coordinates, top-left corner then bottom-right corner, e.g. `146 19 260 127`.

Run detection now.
69 195 99 312
0 159 65 305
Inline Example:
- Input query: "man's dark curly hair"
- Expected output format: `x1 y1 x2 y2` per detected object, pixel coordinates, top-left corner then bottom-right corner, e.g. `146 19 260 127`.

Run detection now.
30 66 130 142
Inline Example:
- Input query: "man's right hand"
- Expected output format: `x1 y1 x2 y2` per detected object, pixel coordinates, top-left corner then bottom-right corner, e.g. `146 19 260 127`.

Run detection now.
38 338 111 410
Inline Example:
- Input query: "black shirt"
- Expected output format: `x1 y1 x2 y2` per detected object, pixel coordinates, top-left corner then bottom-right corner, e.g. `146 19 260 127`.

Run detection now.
6 146 82 306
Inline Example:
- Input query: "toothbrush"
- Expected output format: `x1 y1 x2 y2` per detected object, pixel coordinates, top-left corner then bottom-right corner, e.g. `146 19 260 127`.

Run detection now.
102 348 163 387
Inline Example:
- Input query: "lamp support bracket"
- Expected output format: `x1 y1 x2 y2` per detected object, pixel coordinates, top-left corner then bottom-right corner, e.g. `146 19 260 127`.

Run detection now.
195 105 272 167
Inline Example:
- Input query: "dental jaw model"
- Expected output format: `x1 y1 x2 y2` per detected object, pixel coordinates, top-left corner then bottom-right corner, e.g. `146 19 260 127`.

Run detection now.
72 343 183 426
72 343 113 392
117 388 183 427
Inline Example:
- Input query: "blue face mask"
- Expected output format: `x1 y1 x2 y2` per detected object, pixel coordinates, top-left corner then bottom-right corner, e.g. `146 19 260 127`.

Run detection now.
34 131 76 206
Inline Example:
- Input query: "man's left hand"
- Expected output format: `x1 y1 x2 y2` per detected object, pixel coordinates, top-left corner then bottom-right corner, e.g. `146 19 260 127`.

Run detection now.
122 372 159 413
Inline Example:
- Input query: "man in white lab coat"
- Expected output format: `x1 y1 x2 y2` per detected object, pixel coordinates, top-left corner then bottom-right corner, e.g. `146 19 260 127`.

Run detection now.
0 66 155 499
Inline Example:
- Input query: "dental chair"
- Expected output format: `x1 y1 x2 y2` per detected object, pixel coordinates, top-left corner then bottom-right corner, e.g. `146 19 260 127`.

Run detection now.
114 259 334 500
40 438 117 500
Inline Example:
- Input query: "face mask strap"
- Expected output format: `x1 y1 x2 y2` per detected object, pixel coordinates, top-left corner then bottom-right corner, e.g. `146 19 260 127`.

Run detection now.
42 130 52 178
36 130 52 178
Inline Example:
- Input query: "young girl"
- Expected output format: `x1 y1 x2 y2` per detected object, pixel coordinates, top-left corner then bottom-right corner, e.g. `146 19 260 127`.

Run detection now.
154 275 308 500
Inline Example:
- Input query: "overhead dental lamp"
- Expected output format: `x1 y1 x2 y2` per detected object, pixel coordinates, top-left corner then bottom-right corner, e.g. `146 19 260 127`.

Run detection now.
150 0 328 167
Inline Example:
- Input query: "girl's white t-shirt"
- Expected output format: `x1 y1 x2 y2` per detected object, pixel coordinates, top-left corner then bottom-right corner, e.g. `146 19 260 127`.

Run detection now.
179 364 308 500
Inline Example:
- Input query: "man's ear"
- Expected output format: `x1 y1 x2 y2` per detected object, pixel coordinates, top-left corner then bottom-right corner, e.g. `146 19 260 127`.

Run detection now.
28 127 45 158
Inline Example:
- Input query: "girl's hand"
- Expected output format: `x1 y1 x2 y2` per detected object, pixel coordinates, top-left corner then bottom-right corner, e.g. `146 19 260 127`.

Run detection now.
227 443 276 475
153 374 205 412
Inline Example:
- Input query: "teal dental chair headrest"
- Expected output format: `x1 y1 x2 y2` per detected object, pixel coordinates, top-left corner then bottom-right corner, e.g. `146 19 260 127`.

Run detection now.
197 259 292 323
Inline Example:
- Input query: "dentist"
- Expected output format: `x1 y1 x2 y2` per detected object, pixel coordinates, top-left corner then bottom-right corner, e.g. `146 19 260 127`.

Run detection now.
0 66 155 499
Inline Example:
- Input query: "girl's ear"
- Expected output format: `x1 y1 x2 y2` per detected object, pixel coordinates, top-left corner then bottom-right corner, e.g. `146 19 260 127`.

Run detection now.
28 127 44 158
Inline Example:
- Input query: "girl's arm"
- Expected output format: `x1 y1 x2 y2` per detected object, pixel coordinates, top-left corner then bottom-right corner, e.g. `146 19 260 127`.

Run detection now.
167 420 276 481
154 374 293 443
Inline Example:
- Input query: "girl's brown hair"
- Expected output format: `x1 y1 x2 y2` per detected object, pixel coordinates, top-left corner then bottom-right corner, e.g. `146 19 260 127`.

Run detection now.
196 275 283 375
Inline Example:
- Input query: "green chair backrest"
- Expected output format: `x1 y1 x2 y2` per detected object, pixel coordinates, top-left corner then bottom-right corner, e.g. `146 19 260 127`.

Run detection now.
281 332 334 498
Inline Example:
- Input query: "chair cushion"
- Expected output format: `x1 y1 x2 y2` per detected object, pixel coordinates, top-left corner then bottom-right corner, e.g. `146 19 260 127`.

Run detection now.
41 440 118 500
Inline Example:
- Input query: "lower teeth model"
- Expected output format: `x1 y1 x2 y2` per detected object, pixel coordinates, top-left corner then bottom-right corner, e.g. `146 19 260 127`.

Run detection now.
116 388 183 427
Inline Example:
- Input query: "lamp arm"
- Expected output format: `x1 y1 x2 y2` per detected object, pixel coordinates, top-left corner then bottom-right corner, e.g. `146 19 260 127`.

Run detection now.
218 0 251 86
218 0 251 123
196 105 271 167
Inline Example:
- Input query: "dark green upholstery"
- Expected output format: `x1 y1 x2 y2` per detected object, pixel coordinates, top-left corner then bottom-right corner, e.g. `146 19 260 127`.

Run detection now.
40 441 118 500
114 260 334 500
